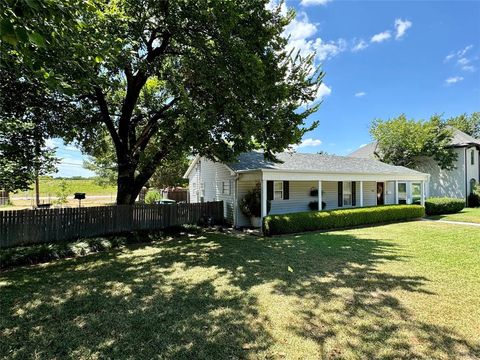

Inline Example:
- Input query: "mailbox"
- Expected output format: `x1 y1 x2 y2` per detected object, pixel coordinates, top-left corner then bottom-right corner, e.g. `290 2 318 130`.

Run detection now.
74 192 86 207
74 193 86 200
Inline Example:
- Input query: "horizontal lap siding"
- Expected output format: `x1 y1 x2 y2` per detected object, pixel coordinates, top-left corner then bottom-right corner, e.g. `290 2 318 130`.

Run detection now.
363 181 377 206
269 181 317 215
188 158 235 224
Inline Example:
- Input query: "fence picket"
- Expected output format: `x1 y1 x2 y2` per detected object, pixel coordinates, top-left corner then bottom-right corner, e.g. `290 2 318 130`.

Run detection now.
0 201 223 248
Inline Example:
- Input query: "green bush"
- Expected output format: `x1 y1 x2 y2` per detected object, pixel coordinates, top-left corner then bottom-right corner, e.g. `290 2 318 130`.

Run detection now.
263 205 425 236
468 184 480 208
145 189 162 204
425 197 465 215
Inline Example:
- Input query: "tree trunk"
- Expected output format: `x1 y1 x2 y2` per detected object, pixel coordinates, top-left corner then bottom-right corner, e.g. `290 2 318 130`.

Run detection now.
116 161 147 205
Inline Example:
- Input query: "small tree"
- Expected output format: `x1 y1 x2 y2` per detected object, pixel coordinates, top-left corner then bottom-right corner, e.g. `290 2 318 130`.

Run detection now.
54 180 70 205
370 114 457 170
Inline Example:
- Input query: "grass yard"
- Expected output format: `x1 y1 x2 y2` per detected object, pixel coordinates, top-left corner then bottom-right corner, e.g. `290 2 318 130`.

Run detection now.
429 207 480 224
1 222 479 359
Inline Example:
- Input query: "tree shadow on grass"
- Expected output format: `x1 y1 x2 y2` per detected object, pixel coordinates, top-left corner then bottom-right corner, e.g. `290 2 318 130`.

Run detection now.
1 230 479 359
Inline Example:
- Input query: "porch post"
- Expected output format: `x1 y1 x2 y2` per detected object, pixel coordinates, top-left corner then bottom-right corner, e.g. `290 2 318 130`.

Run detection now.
261 179 267 219
318 180 322 211
359 181 364 207
394 180 399 204
421 180 425 206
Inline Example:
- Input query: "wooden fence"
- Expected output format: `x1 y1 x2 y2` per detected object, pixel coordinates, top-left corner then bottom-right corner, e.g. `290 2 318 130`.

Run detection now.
0 201 223 248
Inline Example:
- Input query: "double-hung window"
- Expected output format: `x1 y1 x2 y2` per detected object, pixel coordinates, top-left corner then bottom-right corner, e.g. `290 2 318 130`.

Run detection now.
398 182 407 204
343 181 352 206
274 181 283 200
411 183 421 204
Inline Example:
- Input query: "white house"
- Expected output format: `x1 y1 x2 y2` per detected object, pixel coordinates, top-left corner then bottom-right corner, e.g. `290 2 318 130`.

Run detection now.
184 152 429 227
349 128 480 203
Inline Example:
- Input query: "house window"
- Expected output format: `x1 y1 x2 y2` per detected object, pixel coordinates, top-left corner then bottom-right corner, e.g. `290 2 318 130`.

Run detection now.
343 181 352 206
471 150 475 165
398 182 407 204
200 182 205 199
470 178 477 195
222 180 233 195
411 183 422 204
274 181 283 200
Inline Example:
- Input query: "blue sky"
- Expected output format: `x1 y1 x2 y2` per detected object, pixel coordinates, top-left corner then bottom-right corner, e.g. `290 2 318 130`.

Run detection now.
51 0 480 177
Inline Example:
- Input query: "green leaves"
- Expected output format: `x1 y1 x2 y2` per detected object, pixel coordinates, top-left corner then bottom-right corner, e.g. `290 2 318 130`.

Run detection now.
370 114 457 170
28 32 46 47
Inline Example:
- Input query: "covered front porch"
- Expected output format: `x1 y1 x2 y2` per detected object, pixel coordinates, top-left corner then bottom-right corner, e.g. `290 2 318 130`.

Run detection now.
234 170 429 227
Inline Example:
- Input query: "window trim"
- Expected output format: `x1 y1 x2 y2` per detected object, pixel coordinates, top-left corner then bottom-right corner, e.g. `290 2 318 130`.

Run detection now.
274 181 283 200
397 182 407 204
343 181 352 206
411 182 422 204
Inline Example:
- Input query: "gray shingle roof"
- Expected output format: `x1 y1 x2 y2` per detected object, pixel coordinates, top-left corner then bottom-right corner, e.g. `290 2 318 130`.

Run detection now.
450 128 480 147
349 128 480 159
227 151 425 175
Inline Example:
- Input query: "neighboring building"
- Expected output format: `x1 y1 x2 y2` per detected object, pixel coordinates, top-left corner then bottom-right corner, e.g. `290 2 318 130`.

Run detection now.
349 128 480 202
184 152 429 227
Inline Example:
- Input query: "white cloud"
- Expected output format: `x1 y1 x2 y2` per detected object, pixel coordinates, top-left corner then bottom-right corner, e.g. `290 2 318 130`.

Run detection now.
457 45 473 57
457 57 470 66
444 53 455 62
314 83 332 101
352 39 368 52
284 12 317 41
394 19 412 39
371 31 391 43
445 76 464 84
300 0 332 6
355 91 366 97
462 65 476 72
296 138 323 148
283 11 346 62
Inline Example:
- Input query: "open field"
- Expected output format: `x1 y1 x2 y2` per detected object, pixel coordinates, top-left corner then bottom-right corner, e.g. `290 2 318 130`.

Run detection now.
3 178 117 210
428 207 480 224
1 221 479 359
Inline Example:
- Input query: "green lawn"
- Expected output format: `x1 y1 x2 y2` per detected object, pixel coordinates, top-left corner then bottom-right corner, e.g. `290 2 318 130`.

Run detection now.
1 222 479 359
429 207 480 224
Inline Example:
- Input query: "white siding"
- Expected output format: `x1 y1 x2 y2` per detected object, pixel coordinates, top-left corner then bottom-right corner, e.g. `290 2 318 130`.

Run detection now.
362 181 377 206
416 148 466 199
466 147 480 195
187 157 235 223
269 181 317 215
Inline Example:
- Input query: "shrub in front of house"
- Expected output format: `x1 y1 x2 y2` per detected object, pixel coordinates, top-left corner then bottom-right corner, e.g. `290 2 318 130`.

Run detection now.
425 197 465 215
263 205 425 236
467 185 480 208
308 201 326 211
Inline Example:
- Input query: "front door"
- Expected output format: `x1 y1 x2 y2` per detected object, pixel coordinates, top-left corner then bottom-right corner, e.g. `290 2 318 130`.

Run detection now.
377 182 384 205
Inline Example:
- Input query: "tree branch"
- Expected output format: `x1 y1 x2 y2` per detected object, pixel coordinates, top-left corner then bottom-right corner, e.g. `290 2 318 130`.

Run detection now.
132 98 178 155
94 87 122 153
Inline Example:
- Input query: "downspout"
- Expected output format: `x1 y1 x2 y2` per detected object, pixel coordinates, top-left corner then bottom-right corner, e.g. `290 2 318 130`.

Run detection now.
465 147 468 204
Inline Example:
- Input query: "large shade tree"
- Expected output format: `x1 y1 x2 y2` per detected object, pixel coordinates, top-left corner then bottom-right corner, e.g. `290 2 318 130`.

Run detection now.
2 0 323 204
